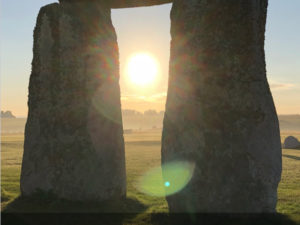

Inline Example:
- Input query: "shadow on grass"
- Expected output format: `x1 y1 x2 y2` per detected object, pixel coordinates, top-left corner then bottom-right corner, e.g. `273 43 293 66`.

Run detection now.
283 154 300 161
3 213 299 225
3 196 300 225
3 195 147 213
150 213 300 225
2 195 148 225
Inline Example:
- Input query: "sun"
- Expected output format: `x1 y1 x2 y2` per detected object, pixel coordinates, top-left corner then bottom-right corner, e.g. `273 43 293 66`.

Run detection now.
127 53 158 86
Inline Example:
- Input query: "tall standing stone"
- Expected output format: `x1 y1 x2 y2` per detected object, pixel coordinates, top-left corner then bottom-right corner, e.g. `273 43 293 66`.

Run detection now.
162 0 282 212
21 2 126 201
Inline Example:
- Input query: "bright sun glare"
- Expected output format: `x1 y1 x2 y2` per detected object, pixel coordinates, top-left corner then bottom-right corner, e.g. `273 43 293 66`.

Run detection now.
127 53 158 86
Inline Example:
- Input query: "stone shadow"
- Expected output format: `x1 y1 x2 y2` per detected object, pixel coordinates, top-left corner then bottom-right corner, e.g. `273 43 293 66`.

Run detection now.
283 154 300 161
3 194 147 213
150 213 300 225
2 195 148 225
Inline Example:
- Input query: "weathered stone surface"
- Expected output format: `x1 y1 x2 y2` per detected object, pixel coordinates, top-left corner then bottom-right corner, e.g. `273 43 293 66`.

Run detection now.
283 136 300 149
21 2 126 201
162 0 282 212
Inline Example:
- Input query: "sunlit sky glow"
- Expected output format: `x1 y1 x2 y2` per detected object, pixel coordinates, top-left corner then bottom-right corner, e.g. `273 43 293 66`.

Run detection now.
0 1 299 117
127 52 158 86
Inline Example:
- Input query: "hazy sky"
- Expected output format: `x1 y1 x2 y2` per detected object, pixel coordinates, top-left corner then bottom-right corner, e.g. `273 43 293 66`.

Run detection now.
1 0 299 117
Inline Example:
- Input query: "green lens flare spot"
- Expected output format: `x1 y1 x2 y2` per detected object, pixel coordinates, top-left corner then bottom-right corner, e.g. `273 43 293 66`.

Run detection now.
137 161 195 197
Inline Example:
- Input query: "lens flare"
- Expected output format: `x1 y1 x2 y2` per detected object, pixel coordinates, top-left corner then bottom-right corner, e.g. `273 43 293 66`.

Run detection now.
137 161 195 197
165 181 170 187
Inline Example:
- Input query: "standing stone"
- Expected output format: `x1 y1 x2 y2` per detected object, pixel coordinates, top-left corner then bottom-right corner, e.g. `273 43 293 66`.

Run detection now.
21 2 126 201
162 0 282 212
283 136 300 149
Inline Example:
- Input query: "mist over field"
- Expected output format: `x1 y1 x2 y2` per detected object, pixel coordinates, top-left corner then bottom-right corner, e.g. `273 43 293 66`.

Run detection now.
1 110 300 133
278 115 300 132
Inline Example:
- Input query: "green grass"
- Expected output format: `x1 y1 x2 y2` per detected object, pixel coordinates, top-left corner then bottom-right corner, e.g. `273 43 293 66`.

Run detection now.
1 134 23 206
124 130 168 213
0 131 167 215
1 130 300 223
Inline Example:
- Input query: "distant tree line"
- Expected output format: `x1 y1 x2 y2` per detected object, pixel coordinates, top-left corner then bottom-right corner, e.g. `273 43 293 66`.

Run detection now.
122 109 165 116
1 111 16 118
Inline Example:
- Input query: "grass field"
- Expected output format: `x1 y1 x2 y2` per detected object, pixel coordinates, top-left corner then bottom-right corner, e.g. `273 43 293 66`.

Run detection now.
1 130 300 223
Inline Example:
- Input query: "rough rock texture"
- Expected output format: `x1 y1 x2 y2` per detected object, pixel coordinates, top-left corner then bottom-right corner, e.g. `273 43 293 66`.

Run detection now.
162 0 282 212
21 2 126 201
283 136 300 149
